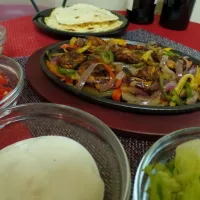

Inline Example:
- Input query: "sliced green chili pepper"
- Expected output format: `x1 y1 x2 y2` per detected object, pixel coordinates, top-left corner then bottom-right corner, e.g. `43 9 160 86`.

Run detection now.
132 62 145 68
163 51 179 57
100 50 114 64
45 51 51 61
159 76 171 101
95 46 102 53
185 82 193 99
51 53 64 57
58 67 75 76
170 89 183 106
82 86 113 98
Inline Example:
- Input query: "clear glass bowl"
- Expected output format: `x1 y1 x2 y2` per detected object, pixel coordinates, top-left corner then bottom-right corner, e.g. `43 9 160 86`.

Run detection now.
0 103 131 200
0 55 24 108
133 127 200 200
0 25 6 55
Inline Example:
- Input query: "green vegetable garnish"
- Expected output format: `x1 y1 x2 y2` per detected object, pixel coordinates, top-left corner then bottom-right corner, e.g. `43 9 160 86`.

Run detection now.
100 50 114 64
145 139 200 200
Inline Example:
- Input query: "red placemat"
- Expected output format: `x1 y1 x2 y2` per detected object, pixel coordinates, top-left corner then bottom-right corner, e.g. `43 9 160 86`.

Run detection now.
1 14 200 58
0 122 32 150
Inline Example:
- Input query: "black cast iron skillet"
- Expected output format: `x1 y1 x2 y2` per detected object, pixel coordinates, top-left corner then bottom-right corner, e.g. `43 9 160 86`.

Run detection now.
40 39 200 114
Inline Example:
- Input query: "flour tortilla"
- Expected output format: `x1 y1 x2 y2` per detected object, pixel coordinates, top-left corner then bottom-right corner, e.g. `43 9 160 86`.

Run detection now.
0 136 104 200
45 4 123 33
54 4 119 25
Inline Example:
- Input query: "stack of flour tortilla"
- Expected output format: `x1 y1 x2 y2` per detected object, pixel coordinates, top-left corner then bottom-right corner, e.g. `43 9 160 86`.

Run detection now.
45 4 123 33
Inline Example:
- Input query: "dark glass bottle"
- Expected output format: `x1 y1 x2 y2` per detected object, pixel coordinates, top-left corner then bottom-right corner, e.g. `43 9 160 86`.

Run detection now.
160 0 196 30
127 0 157 24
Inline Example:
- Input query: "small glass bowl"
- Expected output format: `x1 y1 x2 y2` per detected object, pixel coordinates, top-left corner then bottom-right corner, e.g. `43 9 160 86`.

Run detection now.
0 25 6 55
133 127 200 200
0 103 131 200
0 55 24 108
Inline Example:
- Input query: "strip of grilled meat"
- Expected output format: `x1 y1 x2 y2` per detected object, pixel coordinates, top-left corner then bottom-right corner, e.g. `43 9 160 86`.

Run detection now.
57 50 86 69
115 47 142 64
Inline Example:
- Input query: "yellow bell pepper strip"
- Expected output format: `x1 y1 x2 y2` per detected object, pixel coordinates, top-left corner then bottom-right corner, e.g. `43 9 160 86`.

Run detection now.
63 48 68 53
141 50 153 62
110 38 126 46
176 74 197 94
76 42 91 53
159 75 171 101
46 60 65 79
163 47 173 51
112 88 122 101
70 37 77 48
100 50 114 64
170 74 197 106
195 66 200 85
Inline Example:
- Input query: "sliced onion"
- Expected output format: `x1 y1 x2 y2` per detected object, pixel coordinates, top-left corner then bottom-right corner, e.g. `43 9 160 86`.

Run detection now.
122 92 140 104
139 91 162 106
113 62 141 76
99 79 115 92
116 71 126 80
175 60 184 77
76 63 102 90
160 55 168 68
164 80 177 92
162 65 176 78
186 91 199 105
189 65 197 75
185 59 192 70
121 85 148 96
127 66 141 76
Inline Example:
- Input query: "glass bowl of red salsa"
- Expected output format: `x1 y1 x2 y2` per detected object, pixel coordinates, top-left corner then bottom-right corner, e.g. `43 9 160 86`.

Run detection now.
0 55 24 108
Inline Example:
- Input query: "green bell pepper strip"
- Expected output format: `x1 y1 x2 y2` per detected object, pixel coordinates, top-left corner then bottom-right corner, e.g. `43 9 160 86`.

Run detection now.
58 67 76 76
132 62 145 68
100 50 114 64
170 89 183 106
159 76 171 101
185 82 193 99
163 51 179 57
